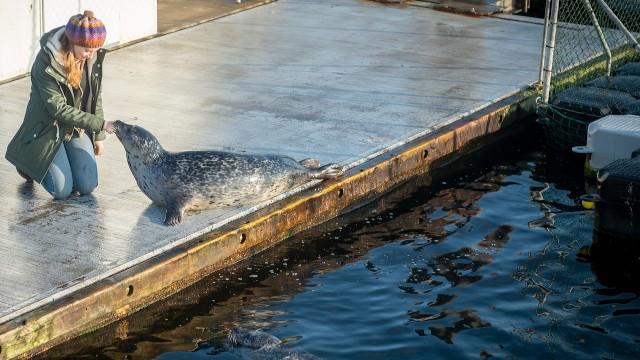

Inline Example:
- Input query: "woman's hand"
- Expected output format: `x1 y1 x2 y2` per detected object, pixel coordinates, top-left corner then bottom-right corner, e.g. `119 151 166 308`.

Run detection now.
94 140 105 155
103 120 116 134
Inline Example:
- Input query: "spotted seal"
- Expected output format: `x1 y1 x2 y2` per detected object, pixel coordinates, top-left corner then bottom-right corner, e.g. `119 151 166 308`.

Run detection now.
227 328 320 359
113 121 343 226
227 328 282 350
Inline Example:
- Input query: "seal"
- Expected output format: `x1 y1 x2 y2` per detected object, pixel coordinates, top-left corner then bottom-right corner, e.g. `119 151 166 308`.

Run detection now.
227 328 282 350
226 328 320 359
113 121 344 226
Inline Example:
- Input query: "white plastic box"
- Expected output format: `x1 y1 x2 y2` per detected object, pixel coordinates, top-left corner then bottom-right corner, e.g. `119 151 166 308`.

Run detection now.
572 115 640 169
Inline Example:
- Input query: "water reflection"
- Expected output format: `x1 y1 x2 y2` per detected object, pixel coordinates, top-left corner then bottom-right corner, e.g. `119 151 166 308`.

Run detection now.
426 309 492 344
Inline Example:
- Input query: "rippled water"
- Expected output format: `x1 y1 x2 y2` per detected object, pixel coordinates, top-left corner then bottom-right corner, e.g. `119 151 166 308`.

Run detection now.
47 145 640 360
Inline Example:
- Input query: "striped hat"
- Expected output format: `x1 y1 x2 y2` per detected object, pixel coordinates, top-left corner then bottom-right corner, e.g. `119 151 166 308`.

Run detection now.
64 10 107 48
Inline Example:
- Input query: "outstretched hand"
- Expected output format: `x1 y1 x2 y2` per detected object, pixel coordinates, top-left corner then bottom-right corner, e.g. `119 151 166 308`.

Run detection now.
103 120 116 134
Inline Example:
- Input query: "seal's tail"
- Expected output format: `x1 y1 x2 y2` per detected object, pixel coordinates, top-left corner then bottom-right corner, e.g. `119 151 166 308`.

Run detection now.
309 163 344 179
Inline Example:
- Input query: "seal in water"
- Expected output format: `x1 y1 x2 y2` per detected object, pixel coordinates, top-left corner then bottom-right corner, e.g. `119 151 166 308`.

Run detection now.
226 328 320 359
113 121 344 226
227 328 282 351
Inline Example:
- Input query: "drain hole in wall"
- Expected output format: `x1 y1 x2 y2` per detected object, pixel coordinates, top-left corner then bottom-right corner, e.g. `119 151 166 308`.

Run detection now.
127 285 134 296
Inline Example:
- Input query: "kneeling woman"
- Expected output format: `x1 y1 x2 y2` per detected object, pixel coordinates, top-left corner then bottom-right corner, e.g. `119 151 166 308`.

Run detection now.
6 10 115 199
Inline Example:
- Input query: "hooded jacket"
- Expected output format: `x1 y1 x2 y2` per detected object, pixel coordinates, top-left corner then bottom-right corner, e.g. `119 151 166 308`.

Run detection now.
5 26 107 183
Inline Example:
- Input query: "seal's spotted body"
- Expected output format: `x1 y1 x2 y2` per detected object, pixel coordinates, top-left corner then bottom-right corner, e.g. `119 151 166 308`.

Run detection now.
114 121 343 226
127 151 308 208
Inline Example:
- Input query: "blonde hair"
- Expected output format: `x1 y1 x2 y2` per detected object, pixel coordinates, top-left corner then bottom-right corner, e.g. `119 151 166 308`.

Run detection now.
60 35 82 89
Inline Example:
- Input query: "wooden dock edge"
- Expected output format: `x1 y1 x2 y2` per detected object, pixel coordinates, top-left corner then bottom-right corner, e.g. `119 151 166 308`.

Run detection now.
0 88 538 359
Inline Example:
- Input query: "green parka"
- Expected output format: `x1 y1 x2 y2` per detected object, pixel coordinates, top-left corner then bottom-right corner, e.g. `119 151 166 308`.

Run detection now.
5 26 107 183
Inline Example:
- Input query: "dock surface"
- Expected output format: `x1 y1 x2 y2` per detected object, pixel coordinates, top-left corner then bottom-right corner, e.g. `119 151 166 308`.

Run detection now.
0 0 541 342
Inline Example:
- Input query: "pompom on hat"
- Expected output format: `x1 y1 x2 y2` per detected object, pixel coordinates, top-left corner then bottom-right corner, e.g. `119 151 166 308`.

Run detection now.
64 10 107 48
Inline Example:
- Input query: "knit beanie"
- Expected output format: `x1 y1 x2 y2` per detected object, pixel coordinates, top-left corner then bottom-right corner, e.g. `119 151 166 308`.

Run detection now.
64 10 107 48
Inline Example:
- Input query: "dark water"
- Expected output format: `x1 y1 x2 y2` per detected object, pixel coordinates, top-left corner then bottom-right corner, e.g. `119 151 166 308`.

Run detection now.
48 142 640 360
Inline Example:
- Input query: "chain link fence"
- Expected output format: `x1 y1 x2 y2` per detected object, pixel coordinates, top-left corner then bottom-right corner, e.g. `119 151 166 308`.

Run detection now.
551 0 640 79
538 0 640 153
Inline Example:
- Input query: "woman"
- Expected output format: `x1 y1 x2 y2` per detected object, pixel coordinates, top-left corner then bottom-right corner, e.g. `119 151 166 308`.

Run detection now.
5 10 115 200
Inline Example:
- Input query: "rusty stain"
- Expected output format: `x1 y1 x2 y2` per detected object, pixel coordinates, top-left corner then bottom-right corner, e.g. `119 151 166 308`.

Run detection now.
432 6 486 18
114 319 128 341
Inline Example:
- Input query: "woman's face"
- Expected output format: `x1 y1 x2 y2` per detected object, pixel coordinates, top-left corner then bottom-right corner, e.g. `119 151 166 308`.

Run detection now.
72 45 98 61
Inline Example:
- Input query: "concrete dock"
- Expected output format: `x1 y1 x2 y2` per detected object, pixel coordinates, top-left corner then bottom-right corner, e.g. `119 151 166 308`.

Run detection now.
0 0 542 357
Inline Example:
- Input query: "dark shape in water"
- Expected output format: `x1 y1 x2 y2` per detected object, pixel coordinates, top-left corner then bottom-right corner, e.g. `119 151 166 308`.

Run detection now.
427 247 492 287
427 309 491 344
612 309 640 316
406 267 442 285
365 260 379 273
576 323 608 334
227 328 320 360
527 216 555 229
480 349 493 359
227 328 282 350
478 225 513 249
407 310 447 323
428 293 457 307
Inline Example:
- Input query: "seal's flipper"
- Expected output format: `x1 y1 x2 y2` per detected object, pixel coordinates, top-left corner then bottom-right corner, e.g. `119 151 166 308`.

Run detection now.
164 204 185 226
299 158 320 169
309 163 344 179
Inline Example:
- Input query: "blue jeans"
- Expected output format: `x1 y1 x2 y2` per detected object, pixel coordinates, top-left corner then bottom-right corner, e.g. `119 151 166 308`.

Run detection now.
42 133 98 200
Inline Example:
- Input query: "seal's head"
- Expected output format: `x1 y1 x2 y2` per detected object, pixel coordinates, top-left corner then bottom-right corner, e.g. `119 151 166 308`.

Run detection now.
113 120 164 161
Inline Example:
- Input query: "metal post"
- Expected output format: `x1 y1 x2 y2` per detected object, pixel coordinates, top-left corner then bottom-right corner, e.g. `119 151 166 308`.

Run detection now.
594 0 640 53
538 0 552 84
581 0 612 76
542 0 560 103
38 0 45 36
